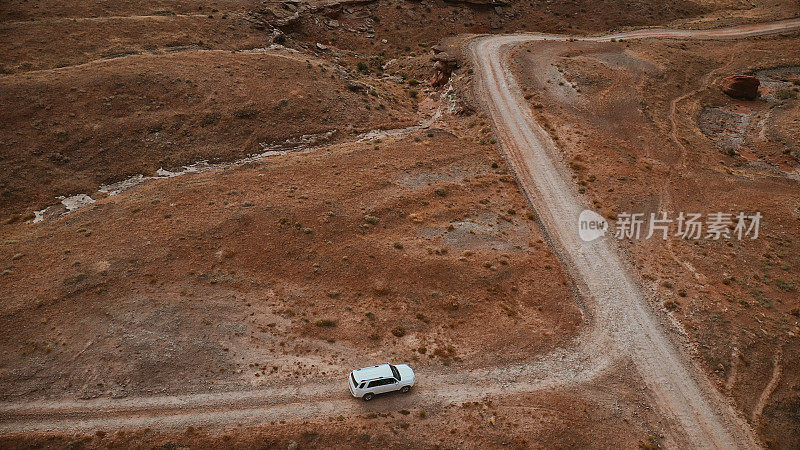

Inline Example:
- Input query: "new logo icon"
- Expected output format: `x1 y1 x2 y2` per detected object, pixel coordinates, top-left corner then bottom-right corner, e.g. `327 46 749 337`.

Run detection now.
578 209 608 242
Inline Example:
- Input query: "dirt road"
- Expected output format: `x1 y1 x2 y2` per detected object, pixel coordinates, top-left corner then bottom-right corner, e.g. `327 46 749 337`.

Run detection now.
469 18 800 449
2 18 799 445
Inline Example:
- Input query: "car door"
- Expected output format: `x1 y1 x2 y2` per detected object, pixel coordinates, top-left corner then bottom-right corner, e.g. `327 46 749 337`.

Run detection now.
366 379 382 394
380 377 399 393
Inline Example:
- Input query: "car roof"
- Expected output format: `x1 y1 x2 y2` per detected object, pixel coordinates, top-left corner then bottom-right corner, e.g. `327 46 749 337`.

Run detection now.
351 364 393 383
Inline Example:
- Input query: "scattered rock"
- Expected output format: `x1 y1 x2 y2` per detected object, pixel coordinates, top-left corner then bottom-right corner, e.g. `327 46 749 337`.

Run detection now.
316 42 328 51
445 0 509 5
373 280 389 295
270 29 286 44
346 80 371 93
720 75 760 100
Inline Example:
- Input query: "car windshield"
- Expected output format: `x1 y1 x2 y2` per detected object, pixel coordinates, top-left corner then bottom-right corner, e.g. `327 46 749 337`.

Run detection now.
390 365 400 380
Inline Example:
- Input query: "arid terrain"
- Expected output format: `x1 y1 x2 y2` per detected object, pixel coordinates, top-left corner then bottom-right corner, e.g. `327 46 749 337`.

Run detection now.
509 31 800 447
1 0 799 448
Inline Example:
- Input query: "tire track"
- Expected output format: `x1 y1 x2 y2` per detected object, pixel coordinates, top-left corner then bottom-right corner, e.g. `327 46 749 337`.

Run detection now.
469 18 800 449
1 18 798 444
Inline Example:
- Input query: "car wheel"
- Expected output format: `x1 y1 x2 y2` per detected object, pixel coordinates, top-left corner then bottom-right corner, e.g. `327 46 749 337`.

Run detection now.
400 385 410 393
362 393 375 401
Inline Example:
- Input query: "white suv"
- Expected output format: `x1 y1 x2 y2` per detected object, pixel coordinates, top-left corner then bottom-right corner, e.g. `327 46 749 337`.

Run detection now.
348 363 415 401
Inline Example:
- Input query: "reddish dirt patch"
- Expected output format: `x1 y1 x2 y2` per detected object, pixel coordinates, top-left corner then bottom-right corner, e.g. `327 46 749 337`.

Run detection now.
0 132 580 400
0 50 417 216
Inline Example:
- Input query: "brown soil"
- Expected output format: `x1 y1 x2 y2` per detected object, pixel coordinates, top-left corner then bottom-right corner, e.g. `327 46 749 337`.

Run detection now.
0 50 418 216
2 0 800 446
0 130 580 400
511 32 800 448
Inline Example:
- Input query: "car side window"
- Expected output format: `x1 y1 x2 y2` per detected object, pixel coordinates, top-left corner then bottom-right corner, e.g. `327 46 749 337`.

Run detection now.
358 383 365 389
367 380 380 388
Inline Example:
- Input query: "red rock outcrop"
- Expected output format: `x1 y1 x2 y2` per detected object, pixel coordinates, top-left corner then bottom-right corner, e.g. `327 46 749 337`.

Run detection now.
720 75 760 100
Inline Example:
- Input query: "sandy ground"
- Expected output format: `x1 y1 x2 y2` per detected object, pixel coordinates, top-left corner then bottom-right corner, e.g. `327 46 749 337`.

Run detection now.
2 19 798 449
2 0 800 445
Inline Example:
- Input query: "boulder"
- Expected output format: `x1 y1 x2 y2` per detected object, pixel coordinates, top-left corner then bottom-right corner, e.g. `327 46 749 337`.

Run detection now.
431 51 457 64
431 51 458 87
431 71 449 87
270 29 285 44
720 75 760 100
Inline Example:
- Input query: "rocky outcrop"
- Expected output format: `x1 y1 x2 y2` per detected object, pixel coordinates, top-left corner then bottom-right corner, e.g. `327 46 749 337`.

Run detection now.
246 0 376 31
720 75 760 100
444 0 510 6
346 80 372 94
431 51 458 87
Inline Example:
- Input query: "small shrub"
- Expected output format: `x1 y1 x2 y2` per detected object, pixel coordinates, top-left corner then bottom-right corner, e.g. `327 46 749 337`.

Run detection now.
434 187 447 197
775 89 797 100
364 215 379 225
393 242 404 249
233 108 258 118
391 326 406 337
315 319 337 327
663 300 680 311
775 280 796 292
200 112 221 127
639 435 659 450
750 289 771 308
